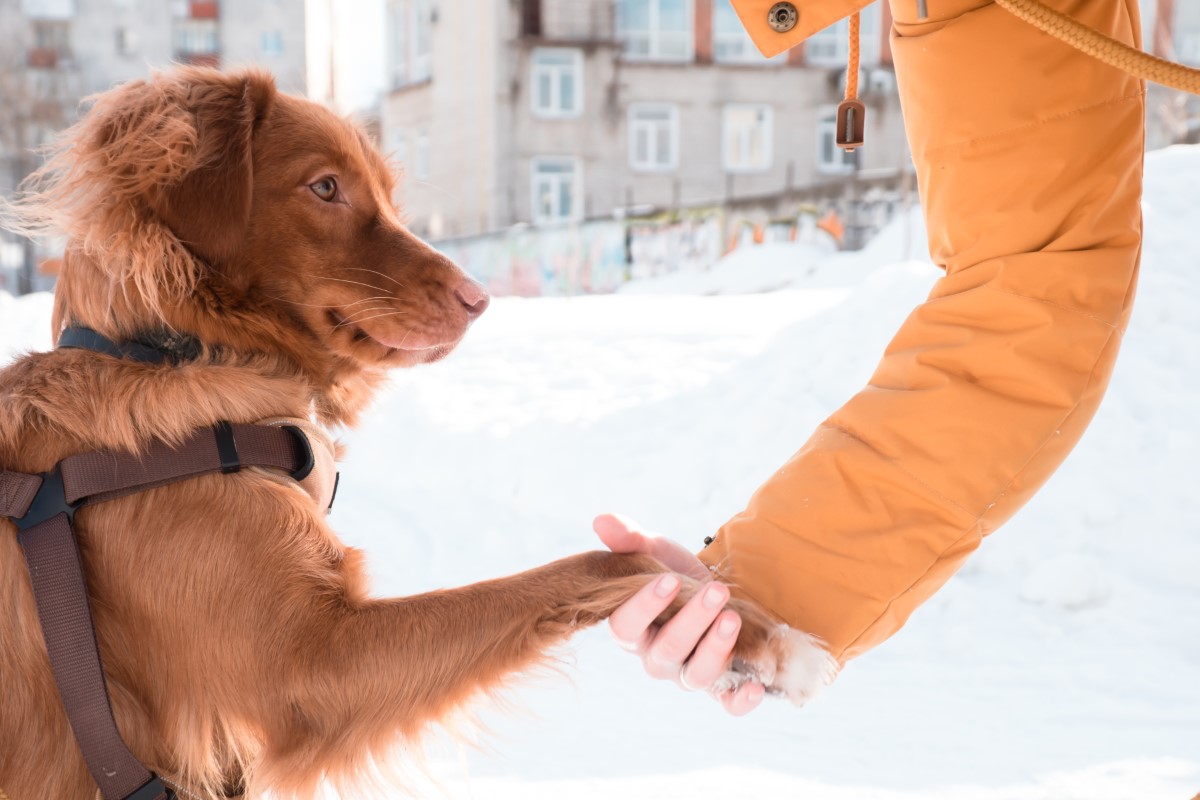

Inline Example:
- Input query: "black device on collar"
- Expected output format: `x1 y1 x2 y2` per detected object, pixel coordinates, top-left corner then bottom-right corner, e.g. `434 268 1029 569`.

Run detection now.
58 326 203 365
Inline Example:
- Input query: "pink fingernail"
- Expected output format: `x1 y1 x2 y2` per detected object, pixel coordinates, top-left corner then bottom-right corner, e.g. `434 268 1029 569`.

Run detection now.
717 615 738 638
655 574 680 597
702 583 728 609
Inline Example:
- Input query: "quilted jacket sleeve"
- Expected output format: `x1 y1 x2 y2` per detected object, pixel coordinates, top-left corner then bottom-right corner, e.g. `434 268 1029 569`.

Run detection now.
704 0 1146 664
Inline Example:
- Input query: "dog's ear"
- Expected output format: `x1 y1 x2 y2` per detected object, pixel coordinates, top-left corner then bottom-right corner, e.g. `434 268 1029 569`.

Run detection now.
146 69 276 265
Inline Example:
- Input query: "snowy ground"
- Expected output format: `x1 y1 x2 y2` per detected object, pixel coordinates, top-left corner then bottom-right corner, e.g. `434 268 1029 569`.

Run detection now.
3 148 1198 799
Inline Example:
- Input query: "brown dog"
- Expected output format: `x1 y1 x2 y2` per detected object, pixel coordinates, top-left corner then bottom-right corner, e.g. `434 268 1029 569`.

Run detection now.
0 68 823 800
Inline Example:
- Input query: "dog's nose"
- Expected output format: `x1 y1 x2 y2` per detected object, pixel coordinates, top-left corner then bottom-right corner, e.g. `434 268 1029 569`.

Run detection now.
455 279 490 319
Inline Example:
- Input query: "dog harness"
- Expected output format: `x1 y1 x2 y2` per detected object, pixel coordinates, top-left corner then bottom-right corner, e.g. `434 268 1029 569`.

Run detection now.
0 327 338 800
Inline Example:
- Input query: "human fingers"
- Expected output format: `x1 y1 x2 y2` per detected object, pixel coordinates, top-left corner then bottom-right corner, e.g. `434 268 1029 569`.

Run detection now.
593 513 710 579
716 681 766 716
607 572 680 653
592 512 650 554
642 581 729 681
677 609 740 691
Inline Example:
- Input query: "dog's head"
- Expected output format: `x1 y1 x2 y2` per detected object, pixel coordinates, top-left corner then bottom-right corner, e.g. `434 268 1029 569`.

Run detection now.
13 67 487 422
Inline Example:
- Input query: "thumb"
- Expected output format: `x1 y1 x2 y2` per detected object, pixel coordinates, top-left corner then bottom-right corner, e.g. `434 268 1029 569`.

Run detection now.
593 513 711 580
592 513 652 554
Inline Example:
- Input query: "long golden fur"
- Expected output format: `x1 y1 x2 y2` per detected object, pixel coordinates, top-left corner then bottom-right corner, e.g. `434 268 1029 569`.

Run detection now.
0 68 788 799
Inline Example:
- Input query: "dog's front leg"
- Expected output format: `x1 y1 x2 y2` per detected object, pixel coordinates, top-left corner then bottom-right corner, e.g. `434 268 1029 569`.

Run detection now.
258 551 664 791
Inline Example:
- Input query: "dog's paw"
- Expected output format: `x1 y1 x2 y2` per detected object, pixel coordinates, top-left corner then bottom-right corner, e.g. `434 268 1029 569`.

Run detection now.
714 621 840 707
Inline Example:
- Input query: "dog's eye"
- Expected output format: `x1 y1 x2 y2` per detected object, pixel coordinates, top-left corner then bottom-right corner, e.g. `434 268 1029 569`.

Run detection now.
310 178 338 202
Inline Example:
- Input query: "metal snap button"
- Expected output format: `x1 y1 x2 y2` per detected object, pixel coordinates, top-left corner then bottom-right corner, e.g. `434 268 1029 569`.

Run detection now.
767 2 798 32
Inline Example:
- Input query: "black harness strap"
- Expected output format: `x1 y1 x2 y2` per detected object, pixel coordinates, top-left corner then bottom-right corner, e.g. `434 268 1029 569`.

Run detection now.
4 424 312 800
2 328 313 800
58 326 203 366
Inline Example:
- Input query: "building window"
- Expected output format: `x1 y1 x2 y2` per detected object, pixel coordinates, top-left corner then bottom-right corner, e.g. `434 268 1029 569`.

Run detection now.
414 130 430 180
391 131 407 168
1178 33 1200 65
617 0 693 62
388 0 432 87
174 18 218 57
388 2 407 87
805 5 881 68
712 0 782 64
628 103 678 171
411 0 432 81
115 26 139 56
816 108 857 173
531 157 580 224
28 19 70 67
21 0 75 19
531 48 583 118
260 30 283 57
722 104 772 172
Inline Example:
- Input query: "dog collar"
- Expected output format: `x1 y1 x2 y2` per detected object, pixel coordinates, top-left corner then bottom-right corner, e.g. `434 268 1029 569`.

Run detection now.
58 325 204 365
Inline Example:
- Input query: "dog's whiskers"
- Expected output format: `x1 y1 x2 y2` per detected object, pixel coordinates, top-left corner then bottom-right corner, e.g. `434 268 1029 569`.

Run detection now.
267 295 393 310
333 307 389 329
321 276 390 293
334 305 412 330
344 267 409 291
338 310 410 329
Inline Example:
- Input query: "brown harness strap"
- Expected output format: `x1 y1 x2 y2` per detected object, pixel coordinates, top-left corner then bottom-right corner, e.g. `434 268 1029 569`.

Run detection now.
4 423 314 800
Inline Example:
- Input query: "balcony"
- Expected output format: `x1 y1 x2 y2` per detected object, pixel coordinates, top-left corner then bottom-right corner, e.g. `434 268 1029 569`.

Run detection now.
521 0 614 44
26 47 60 69
189 1 219 19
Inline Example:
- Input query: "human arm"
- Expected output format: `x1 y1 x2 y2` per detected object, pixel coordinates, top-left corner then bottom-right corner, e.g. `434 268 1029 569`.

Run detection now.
702 0 1145 667
605 0 1146 696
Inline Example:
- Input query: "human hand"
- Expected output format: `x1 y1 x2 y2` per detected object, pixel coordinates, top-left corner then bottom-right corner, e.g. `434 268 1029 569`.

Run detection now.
593 513 765 716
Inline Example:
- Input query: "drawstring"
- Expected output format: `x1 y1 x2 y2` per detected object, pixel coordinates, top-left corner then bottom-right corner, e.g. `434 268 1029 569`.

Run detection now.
994 0 1200 95
845 12 861 102
835 12 866 152
837 0 1200 153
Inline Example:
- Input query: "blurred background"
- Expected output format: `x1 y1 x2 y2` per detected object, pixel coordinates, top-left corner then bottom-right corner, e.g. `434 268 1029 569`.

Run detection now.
3 0 1198 296
2 3 1200 798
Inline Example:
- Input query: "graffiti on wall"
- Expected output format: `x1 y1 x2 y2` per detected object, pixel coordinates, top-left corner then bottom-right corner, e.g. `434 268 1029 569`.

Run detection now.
435 191 908 297
438 222 628 298
627 216 722 283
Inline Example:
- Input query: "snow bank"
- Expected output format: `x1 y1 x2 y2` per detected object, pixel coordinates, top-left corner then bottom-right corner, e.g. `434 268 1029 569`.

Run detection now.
0 148 1197 799
0 290 54 362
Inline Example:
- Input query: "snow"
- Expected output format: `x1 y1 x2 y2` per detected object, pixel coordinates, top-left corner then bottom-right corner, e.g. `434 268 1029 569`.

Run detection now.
2 147 1199 798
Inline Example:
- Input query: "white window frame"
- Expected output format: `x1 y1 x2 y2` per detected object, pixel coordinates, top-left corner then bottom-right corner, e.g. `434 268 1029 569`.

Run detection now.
805 5 882 68
628 103 679 172
1178 32 1200 65
531 157 582 225
260 30 283 57
617 0 694 63
388 1 408 88
414 130 430 180
721 104 773 173
391 130 407 170
410 0 432 82
173 18 218 55
815 107 857 174
530 47 584 119
712 0 784 65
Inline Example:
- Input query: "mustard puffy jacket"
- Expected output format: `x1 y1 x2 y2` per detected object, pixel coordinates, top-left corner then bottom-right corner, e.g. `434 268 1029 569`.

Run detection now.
702 0 1145 665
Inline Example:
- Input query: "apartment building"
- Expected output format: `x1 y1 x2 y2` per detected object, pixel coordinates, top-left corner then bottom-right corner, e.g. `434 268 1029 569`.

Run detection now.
0 0 309 292
13 0 308 96
381 0 911 241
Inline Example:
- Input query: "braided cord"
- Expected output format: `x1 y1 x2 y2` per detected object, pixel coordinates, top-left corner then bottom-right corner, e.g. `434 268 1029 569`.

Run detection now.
995 0 1200 94
846 11 861 100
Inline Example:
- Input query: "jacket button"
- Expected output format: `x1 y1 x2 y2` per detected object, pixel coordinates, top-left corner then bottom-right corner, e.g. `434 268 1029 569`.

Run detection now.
767 2 798 32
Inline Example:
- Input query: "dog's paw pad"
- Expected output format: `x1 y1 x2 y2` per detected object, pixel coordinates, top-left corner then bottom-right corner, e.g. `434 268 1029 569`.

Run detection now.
726 625 839 707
